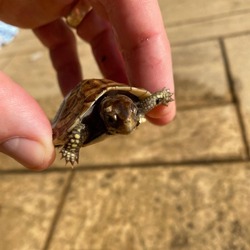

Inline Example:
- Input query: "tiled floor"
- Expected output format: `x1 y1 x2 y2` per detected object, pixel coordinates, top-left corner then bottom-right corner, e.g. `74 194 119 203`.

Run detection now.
1 1 250 249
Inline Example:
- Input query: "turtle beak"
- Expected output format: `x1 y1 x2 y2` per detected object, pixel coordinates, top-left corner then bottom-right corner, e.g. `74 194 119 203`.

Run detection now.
118 102 140 134
122 117 139 133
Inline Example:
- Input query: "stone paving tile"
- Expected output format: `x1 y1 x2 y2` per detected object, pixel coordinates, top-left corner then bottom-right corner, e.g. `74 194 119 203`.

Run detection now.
51 104 245 168
0 172 70 250
48 162 250 250
224 34 250 156
167 12 250 45
0 153 24 170
3 50 59 99
0 57 10 68
1 30 101 98
0 32 44 58
172 40 231 108
159 0 250 24
77 40 102 79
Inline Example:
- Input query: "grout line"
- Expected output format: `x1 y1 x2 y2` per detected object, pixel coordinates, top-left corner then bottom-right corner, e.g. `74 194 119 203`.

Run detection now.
171 30 250 47
1 56 15 69
27 158 250 172
42 171 75 250
71 157 249 171
219 38 250 158
0 157 249 175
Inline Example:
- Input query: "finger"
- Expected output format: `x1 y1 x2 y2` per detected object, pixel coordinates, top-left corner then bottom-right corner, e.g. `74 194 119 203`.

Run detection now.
33 19 82 96
0 72 55 170
76 10 128 83
0 0 75 28
93 0 176 124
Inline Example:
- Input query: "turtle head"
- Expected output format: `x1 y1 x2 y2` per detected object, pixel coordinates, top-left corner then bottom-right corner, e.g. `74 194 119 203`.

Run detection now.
100 95 139 135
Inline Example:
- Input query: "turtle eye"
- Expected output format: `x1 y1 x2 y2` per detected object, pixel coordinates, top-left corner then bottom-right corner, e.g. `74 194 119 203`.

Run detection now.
106 114 118 126
103 105 117 125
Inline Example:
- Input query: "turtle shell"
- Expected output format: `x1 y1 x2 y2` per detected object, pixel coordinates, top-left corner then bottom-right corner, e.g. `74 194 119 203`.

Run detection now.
52 79 151 147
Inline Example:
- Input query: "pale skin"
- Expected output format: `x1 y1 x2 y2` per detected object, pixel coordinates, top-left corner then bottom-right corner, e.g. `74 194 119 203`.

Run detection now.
0 0 175 170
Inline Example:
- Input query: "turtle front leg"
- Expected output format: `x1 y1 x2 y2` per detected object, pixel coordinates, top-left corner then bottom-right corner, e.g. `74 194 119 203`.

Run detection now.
60 123 88 165
138 88 174 117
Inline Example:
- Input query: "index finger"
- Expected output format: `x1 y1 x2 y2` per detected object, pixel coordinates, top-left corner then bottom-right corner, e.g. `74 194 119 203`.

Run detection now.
95 0 175 124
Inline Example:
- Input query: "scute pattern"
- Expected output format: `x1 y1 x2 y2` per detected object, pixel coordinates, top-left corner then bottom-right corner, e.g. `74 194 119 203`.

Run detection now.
52 79 151 147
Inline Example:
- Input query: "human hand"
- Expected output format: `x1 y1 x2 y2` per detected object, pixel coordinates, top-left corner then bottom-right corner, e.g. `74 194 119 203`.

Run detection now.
0 0 175 169
33 0 175 125
0 72 55 170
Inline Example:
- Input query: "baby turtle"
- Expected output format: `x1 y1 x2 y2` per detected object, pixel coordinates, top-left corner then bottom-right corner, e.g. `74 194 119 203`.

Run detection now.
52 79 174 165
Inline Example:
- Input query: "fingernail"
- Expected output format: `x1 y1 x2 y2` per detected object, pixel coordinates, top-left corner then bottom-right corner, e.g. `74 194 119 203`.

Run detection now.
0 138 53 170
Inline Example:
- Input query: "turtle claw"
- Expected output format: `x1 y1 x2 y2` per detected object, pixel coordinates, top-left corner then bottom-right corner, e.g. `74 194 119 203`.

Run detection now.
161 88 174 106
60 147 79 166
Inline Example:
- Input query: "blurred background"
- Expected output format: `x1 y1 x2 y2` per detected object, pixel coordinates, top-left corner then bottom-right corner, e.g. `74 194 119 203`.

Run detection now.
1 0 250 249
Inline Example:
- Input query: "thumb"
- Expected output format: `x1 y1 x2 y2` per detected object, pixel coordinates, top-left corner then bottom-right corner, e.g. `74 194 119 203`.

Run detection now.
0 72 55 170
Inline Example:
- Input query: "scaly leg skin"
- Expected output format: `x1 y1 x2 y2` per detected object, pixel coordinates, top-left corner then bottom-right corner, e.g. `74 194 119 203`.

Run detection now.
138 88 174 117
60 123 88 166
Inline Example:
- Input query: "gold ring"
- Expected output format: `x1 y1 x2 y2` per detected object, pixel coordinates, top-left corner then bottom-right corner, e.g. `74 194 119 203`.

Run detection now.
66 1 93 28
